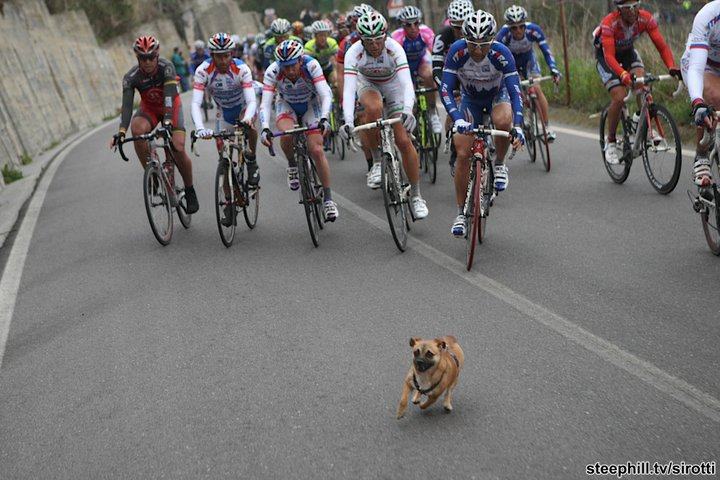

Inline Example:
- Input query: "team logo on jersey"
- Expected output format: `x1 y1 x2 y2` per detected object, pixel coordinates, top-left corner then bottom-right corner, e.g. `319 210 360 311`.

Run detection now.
493 51 508 67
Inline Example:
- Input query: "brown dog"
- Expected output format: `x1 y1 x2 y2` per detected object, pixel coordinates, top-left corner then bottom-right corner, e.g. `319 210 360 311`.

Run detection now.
396 336 464 419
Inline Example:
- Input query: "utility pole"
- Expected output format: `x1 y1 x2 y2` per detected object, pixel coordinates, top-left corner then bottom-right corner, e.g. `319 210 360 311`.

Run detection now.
559 0 571 105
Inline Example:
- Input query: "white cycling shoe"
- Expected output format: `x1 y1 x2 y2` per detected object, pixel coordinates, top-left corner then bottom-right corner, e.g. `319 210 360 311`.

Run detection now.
410 196 428 219
287 167 300 191
604 142 620 165
367 163 382 189
324 200 339 222
693 156 713 188
494 165 509 192
451 214 466 237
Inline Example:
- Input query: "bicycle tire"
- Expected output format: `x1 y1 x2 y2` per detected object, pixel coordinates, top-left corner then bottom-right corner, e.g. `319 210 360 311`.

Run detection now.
466 158 481 270
641 103 682 194
428 115 438 184
215 160 236 248
535 99 551 172
240 153 259 229
310 158 325 230
143 163 173 246
526 102 537 162
599 105 632 184
298 155 320 247
174 159 191 229
381 153 408 252
480 159 494 243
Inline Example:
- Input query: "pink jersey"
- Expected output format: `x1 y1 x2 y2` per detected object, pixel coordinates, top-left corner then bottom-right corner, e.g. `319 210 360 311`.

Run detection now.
391 24 435 72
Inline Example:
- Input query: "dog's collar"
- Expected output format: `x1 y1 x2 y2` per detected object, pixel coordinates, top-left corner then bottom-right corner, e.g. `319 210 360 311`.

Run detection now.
413 350 459 395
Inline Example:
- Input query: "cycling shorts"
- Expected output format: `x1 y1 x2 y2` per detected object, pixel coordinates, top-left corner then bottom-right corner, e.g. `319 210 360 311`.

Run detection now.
516 52 542 80
134 96 185 132
357 75 406 117
596 48 644 91
408 50 432 77
275 97 322 131
459 88 511 127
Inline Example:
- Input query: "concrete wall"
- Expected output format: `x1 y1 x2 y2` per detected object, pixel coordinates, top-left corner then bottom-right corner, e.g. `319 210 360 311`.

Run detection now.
0 0 261 191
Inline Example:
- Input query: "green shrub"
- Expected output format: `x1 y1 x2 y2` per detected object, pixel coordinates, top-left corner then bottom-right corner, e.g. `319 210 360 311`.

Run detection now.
2 164 23 184
20 153 32 165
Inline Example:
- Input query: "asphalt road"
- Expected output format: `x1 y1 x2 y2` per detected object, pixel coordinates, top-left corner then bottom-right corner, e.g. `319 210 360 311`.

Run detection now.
0 104 718 479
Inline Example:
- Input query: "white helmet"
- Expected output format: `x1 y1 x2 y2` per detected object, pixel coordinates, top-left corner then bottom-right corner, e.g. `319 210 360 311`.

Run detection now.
447 0 475 26
397 6 422 23
270 18 292 36
462 10 497 43
504 5 528 25
312 20 331 33
356 11 387 38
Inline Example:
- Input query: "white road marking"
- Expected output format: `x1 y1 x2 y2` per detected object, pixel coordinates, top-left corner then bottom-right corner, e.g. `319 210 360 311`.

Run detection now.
0 122 112 369
554 125 696 159
327 191 720 424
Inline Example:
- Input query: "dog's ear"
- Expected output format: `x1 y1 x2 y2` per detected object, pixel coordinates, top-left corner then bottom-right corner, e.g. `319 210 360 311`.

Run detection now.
434 338 447 350
409 337 421 347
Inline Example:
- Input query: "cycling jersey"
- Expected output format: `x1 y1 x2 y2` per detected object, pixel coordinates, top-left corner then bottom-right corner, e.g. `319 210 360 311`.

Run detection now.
336 32 361 65
431 26 458 86
342 36 415 125
120 57 180 132
440 39 523 127
682 1 720 103
260 55 332 129
191 58 257 130
593 9 675 77
496 22 557 79
304 37 339 74
390 24 434 75
262 35 304 70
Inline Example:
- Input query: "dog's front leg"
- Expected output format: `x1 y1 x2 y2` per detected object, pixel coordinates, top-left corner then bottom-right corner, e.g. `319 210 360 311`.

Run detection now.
396 378 413 419
419 391 441 410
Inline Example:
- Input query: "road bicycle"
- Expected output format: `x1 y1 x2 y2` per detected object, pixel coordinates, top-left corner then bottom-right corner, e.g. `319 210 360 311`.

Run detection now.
269 125 326 247
520 75 553 171
353 117 415 252
456 126 513 271
191 123 259 248
414 86 440 183
599 74 683 194
689 113 720 255
325 101 346 160
116 127 192 246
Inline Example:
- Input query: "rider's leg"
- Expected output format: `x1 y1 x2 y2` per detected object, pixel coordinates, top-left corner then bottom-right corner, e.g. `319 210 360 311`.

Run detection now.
171 131 194 188
606 85 628 144
130 114 153 168
491 103 512 166
359 89 384 187
277 116 300 191
453 132 473 208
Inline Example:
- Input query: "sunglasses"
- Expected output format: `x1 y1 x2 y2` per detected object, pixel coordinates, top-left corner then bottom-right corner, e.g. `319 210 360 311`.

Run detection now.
137 54 157 61
466 39 493 48
510 24 526 31
362 35 385 45
402 21 420 28
450 22 463 30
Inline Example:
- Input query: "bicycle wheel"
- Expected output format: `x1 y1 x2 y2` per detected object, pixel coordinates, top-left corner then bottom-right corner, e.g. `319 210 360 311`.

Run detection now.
176 184 192 229
143 163 173 246
381 153 408 252
480 159 494 243
465 159 481 270
599 106 632 184
310 158 325 230
242 167 259 230
641 104 682 194
525 102 537 162
428 122 438 184
214 160 236 248
298 155 320 247
535 99 551 172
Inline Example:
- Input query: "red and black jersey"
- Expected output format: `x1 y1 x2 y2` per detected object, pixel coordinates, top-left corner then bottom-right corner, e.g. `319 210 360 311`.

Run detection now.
120 57 179 131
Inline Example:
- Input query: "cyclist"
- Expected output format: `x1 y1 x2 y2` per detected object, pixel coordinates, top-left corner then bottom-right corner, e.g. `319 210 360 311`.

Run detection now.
111 36 199 214
594 0 680 165
190 40 210 76
339 11 429 220
497 5 561 142
682 0 720 189
440 10 524 238
292 20 305 38
336 15 349 41
259 39 339 222
262 19 303 71
192 33 259 195
252 33 266 78
305 20 339 84
391 6 442 135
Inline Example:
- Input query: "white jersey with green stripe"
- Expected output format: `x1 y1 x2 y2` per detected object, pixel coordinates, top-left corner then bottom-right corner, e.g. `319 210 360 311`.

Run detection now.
342 36 416 125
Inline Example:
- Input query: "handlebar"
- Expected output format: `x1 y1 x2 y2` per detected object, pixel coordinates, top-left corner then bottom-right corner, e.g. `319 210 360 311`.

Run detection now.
451 126 510 138
115 127 171 162
622 73 683 103
415 87 438 95
263 124 321 157
190 123 250 156
520 75 554 87
352 117 402 133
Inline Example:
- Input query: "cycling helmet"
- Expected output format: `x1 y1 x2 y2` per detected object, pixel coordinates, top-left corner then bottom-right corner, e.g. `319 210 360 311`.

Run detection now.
504 5 527 24
462 10 497 43
447 0 475 26
398 6 422 24
256 33 266 45
351 3 375 19
208 32 235 53
231 34 241 45
303 26 314 41
275 39 304 66
134 36 159 55
312 20 332 33
356 11 387 38
270 18 292 36
292 20 305 36
614 0 637 4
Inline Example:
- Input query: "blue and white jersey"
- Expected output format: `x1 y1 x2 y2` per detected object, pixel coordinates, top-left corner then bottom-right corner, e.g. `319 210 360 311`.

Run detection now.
440 39 523 125
496 22 557 72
